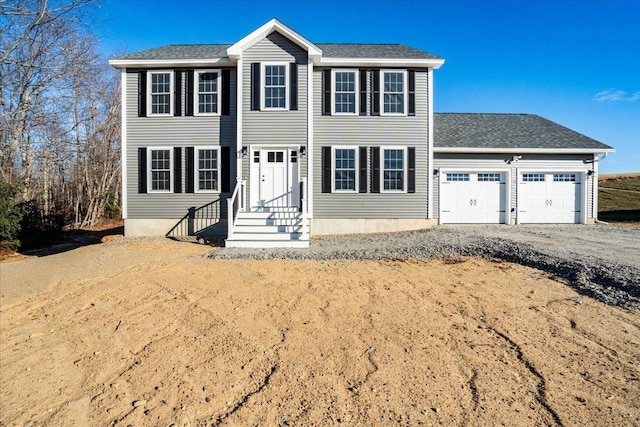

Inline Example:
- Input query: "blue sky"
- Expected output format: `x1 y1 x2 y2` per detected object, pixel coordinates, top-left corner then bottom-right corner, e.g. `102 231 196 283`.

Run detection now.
93 0 639 173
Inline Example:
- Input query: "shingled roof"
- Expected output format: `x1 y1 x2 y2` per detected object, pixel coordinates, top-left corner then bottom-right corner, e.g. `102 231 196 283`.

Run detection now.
112 42 441 61
434 113 612 151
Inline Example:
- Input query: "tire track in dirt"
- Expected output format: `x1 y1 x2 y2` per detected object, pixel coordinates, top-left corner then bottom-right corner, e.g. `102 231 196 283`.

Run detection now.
487 327 564 427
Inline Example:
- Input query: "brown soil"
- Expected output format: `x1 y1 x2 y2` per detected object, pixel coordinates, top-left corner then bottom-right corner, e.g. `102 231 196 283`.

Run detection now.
1 239 639 426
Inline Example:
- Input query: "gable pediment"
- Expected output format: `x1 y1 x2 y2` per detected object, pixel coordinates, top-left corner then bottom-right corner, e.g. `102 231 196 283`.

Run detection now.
227 18 322 61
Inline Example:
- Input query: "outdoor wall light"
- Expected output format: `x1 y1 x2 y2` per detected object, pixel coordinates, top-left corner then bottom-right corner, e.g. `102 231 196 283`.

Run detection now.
300 146 306 156
587 170 594 176
433 168 439 175
241 146 248 156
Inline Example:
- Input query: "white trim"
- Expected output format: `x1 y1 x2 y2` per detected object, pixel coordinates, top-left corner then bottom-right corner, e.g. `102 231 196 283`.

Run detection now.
227 18 322 61
121 70 127 219
194 146 222 193
331 69 359 115
331 146 359 193
194 69 222 116
248 144 301 209
307 58 314 218
427 68 434 219
109 58 232 68
147 70 174 116
319 57 445 68
236 59 243 184
380 146 408 193
380 70 408 116
147 147 174 193
434 147 615 154
592 154 598 221
261 62 289 110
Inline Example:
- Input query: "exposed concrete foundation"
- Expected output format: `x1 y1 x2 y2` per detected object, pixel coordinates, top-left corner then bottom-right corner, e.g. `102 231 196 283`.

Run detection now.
125 218 226 237
311 218 436 236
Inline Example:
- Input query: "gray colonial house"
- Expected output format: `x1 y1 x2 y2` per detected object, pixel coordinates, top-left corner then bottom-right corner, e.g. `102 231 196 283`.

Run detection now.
109 19 613 248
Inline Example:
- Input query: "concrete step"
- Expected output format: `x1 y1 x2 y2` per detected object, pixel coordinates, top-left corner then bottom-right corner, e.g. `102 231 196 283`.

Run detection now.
234 217 305 227
225 239 309 248
231 232 303 241
233 225 306 233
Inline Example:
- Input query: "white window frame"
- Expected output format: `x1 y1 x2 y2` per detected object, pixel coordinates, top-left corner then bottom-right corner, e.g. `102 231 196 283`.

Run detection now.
194 69 221 116
332 146 359 193
380 146 407 193
380 70 407 116
147 70 174 116
261 62 289 110
147 147 173 193
195 146 221 193
332 69 359 115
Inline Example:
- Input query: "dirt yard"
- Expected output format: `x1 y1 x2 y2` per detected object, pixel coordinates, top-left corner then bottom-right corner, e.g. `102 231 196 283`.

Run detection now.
1 238 639 426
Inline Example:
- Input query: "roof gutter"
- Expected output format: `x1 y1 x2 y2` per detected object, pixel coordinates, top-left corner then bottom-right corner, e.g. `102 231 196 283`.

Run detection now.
108 58 233 69
318 57 445 68
434 147 615 154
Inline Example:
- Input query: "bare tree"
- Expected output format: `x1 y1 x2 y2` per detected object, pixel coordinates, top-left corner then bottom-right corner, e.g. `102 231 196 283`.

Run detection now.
1 0 121 233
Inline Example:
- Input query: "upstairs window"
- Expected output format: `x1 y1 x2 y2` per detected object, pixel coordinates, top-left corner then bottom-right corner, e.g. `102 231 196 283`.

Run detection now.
333 147 357 192
196 147 220 192
196 70 220 115
382 147 406 191
333 70 357 114
382 70 406 115
148 148 173 192
263 63 287 109
148 71 173 115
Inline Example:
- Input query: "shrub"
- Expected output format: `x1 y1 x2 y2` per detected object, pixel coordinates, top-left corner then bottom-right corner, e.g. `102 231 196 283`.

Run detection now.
0 181 22 250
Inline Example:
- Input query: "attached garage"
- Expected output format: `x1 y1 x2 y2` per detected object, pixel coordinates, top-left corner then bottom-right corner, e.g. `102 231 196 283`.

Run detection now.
433 113 614 226
440 171 507 223
518 172 582 223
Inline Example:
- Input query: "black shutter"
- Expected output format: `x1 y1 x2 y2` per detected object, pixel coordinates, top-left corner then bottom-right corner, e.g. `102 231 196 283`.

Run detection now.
221 146 230 193
173 147 182 193
290 62 298 110
174 71 182 116
185 70 194 116
359 146 367 193
138 70 147 117
322 69 331 116
408 70 416 116
359 69 367 116
138 147 147 193
251 63 260 111
372 70 380 116
371 147 380 193
222 69 231 116
408 147 416 193
185 147 194 193
321 146 332 193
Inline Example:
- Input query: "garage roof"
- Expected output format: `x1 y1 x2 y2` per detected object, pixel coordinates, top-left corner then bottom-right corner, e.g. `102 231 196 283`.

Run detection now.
434 113 613 152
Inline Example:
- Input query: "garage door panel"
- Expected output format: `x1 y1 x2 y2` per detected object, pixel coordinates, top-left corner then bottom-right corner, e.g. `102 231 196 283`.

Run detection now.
518 173 581 223
440 172 506 224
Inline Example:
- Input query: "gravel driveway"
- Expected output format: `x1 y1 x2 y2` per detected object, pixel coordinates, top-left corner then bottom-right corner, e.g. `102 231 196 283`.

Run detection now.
211 224 640 310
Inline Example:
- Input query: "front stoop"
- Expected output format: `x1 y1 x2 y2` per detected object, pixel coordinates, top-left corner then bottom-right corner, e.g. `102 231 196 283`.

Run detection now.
225 208 310 248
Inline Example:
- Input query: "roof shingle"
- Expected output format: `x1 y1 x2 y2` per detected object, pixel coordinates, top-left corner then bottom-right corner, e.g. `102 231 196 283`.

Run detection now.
113 43 441 61
435 113 612 151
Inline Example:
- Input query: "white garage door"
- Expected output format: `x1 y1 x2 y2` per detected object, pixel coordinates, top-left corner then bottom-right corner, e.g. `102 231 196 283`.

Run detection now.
518 173 581 223
440 172 506 223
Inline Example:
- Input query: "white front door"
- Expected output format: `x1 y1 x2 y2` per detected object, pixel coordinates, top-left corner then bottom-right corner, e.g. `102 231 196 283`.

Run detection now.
250 148 299 209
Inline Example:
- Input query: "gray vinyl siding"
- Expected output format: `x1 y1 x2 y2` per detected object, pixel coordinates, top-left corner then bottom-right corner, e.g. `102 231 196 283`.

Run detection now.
242 32 308 146
125 69 237 223
313 69 430 218
433 153 595 220
240 31 309 205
